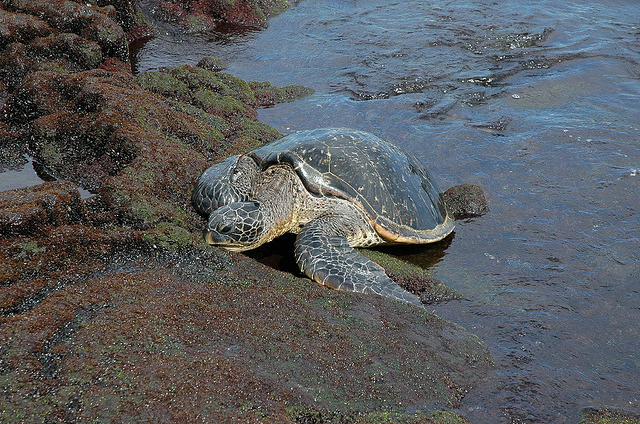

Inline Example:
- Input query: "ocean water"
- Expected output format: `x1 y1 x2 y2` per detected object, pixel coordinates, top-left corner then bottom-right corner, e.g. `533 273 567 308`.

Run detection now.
12 0 640 422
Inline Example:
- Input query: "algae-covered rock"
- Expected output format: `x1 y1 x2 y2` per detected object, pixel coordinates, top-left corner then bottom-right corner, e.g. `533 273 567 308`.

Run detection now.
149 0 298 29
289 406 473 424
2 0 128 59
0 0 130 89
96 0 154 41
197 55 228 72
250 80 315 106
0 8 53 48
0 234 492 422
361 248 462 304
442 183 489 219
0 181 89 239
579 407 640 424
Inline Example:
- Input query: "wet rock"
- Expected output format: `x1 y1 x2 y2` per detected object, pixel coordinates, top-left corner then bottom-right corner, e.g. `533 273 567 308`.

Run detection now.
0 181 89 238
138 64 313 118
3 0 128 60
0 225 144 314
0 9 53 49
0 235 492 422
136 64 259 120
149 0 297 29
29 33 103 69
579 407 640 424
443 183 489 219
4 70 146 186
0 0 128 89
1 59 310 236
197 55 228 72
361 248 462 304
96 0 154 41
250 80 315 107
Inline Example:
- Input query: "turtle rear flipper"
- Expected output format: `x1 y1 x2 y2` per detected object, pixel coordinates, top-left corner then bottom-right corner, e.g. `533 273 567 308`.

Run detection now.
294 218 424 308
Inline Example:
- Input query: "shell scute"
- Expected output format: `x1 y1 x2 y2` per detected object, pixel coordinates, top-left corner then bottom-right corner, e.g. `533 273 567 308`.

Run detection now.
250 128 453 242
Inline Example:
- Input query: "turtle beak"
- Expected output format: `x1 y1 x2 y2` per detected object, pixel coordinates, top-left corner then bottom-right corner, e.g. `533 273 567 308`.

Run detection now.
204 229 225 245
204 230 215 245
203 229 244 251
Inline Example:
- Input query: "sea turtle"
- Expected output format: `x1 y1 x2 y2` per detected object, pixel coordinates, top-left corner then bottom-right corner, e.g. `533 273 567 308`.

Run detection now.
192 128 454 307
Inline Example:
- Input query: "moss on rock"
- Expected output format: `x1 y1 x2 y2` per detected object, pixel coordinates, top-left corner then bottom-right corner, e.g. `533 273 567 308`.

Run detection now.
251 80 314 106
0 242 492 422
360 249 462 304
442 183 489 219
579 407 640 424
0 181 89 239
149 0 298 29
0 0 130 89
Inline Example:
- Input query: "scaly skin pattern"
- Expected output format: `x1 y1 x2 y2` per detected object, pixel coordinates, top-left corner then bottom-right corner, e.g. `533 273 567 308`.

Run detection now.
196 161 424 307
294 216 424 307
192 155 258 214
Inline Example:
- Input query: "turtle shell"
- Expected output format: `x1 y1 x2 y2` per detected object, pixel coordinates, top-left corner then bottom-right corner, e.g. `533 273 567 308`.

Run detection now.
249 128 454 243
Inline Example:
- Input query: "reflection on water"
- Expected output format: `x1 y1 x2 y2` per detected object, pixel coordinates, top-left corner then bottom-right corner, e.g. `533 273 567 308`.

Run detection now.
0 157 93 198
0 158 46 192
127 0 640 422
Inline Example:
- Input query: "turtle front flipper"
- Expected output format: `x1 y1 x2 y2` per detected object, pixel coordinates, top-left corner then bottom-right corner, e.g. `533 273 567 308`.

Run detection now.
294 218 423 308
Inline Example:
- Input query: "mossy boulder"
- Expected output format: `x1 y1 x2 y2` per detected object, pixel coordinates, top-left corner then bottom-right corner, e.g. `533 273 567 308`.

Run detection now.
442 183 489 219
95 0 154 41
0 0 130 89
1 61 312 232
0 181 89 239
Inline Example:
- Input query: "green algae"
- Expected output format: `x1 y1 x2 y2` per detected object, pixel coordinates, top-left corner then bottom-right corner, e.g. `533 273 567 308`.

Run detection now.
267 0 292 17
135 70 189 96
250 80 314 105
184 14 214 33
228 117 282 153
195 90 246 115
360 248 462 303
580 408 640 424
17 240 46 254
286 405 472 424
40 142 64 168
143 223 198 249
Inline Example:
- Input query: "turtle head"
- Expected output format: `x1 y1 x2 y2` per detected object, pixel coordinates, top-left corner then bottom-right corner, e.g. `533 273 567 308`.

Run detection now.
204 201 267 251
192 155 259 215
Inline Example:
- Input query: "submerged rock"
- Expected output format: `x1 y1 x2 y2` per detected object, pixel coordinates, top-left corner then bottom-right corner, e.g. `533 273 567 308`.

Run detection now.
443 183 489 219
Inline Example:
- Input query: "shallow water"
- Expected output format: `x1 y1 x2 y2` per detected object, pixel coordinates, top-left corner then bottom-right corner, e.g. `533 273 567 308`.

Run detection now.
9 0 640 421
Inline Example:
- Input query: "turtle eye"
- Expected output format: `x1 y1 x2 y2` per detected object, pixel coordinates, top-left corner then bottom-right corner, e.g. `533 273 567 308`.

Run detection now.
216 222 234 234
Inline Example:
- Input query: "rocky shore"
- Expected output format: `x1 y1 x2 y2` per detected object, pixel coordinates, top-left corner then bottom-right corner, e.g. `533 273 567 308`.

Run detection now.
1 1 495 422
